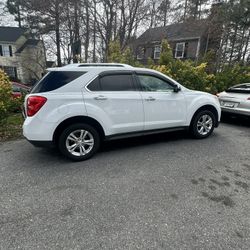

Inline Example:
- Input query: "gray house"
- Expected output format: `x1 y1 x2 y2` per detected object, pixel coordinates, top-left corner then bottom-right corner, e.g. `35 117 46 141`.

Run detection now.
132 3 222 64
0 26 46 84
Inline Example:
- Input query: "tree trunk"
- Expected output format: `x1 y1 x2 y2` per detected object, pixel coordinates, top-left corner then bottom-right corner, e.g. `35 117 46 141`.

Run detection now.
183 0 188 20
92 0 97 62
17 1 21 27
84 0 90 62
55 0 62 67
73 0 79 63
242 30 250 62
229 23 238 65
163 0 167 26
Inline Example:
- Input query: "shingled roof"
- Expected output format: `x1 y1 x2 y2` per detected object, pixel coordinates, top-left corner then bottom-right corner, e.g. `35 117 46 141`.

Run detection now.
136 19 208 44
16 39 41 53
0 26 27 42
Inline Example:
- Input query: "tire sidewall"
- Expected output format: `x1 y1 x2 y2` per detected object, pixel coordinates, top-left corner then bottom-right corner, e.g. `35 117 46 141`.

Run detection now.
58 123 100 161
191 110 215 139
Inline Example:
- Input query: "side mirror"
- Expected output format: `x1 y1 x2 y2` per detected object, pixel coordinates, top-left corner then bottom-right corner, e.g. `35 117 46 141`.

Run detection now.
173 85 181 93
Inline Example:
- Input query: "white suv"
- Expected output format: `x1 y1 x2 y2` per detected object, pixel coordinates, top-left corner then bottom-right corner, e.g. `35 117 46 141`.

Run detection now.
23 63 221 161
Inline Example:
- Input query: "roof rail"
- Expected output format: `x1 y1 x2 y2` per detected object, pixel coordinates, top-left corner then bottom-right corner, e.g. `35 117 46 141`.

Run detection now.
63 63 133 68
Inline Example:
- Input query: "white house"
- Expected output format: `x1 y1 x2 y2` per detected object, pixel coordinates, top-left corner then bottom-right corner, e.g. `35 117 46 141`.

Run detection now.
0 26 46 84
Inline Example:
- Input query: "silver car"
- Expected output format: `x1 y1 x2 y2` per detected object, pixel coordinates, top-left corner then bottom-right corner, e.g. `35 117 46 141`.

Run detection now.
217 83 250 116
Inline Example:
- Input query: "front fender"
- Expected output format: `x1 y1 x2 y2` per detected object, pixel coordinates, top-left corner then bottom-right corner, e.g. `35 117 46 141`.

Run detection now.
185 93 221 125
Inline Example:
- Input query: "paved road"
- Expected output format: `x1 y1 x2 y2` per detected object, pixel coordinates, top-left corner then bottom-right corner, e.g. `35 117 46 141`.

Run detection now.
0 117 250 249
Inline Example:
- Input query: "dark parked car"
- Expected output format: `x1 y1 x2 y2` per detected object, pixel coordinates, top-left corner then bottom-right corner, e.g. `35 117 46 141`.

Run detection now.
12 82 30 98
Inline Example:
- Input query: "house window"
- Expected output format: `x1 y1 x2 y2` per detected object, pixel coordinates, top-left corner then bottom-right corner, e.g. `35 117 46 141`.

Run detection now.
175 42 185 58
0 45 13 57
137 47 145 60
154 45 161 59
0 66 17 79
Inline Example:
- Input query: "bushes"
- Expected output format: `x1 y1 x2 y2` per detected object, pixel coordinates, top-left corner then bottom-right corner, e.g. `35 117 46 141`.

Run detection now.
0 70 12 124
215 65 250 92
0 69 23 125
151 40 250 94
152 61 214 92
108 39 250 94
151 40 215 92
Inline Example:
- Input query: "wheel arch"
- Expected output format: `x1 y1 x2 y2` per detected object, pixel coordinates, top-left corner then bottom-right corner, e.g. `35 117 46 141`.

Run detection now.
190 105 219 127
53 116 105 144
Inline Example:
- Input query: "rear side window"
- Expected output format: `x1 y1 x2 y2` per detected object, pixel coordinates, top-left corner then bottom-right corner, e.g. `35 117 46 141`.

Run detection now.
99 74 135 91
31 71 85 93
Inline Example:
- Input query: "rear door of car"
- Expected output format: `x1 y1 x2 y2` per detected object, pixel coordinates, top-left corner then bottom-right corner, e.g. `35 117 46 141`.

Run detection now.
83 71 144 135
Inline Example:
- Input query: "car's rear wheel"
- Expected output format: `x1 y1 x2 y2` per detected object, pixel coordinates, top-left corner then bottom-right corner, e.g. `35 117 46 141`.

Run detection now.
58 123 100 161
190 110 215 139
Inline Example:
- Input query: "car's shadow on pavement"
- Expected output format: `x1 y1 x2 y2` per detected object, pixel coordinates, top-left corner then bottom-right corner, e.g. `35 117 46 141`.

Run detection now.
221 113 250 128
36 130 190 164
100 130 190 153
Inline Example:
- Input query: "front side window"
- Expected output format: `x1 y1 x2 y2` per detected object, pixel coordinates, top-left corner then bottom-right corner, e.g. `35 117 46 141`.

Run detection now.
137 75 174 92
154 45 161 59
175 42 185 58
99 74 135 91
31 71 85 93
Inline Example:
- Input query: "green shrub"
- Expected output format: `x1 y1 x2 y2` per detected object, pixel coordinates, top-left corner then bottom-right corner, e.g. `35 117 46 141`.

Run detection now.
214 65 250 93
8 95 24 113
107 40 142 67
0 70 12 124
108 39 250 94
150 40 250 94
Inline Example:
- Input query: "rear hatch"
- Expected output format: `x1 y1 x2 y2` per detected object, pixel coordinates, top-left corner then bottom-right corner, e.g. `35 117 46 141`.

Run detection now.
219 84 250 109
24 71 85 117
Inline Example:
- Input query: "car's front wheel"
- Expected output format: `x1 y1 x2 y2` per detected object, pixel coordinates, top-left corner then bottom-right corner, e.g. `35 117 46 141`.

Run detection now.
58 123 100 161
190 110 215 139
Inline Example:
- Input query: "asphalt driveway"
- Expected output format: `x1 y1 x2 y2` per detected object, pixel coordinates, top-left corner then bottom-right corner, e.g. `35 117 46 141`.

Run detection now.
0 117 250 249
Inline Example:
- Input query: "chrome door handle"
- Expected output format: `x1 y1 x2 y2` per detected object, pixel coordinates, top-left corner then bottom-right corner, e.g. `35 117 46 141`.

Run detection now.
145 96 156 101
94 95 107 100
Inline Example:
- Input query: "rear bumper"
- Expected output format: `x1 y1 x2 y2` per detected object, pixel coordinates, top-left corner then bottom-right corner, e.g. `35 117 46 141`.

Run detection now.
26 139 54 148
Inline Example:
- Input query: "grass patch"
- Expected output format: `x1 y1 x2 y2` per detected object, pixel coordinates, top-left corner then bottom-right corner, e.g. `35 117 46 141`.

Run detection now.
0 113 23 142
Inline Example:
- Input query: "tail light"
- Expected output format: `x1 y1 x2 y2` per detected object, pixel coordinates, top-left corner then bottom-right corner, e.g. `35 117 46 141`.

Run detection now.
27 96 47 117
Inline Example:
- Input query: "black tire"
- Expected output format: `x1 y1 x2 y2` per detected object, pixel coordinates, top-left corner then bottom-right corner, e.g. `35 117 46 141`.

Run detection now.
190 110 215 139
58 123 100 161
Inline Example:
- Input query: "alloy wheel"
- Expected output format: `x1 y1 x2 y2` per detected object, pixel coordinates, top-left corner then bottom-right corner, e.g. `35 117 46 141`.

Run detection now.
66 129 94 157
197 114 213 136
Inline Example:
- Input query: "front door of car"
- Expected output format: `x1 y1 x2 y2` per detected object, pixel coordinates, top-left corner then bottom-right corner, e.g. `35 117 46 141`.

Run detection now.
83 72 144 135
136 73 187 130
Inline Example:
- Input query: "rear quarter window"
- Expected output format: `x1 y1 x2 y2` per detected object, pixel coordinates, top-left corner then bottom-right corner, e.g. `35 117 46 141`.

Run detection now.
31 71 85 93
